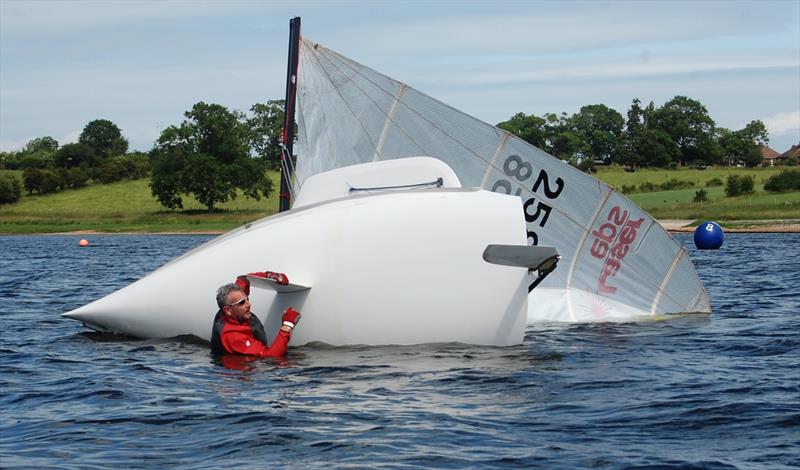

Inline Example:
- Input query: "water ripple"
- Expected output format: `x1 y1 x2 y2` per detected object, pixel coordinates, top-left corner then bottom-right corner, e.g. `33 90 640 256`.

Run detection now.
0 234 798 469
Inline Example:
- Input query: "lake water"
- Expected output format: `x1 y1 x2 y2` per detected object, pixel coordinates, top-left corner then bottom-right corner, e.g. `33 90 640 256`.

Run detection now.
1 233 798 469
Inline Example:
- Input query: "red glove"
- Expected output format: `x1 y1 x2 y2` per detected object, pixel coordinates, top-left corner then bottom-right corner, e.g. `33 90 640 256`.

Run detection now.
281 307 301 328
249 271 289 286
235 275 251 296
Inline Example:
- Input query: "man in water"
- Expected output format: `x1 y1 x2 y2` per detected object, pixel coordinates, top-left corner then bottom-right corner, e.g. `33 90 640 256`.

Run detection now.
210 272 301 357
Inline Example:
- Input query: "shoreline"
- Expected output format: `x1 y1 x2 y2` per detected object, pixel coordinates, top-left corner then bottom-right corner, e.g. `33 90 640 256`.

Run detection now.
3 220 798 236
657 219 800 233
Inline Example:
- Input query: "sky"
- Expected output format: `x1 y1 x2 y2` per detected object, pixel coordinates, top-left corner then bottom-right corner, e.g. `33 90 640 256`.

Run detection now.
1 0 799 154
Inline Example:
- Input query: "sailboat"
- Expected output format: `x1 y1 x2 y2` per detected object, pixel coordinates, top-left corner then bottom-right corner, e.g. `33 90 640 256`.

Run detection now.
63 17 709 346
290 18 710 322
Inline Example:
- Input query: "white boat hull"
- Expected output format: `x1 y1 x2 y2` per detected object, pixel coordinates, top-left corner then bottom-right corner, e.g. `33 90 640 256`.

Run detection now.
64 188 532 346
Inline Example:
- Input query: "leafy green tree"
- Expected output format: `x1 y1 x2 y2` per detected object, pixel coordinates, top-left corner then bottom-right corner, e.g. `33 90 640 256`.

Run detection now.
24 136 59 154
79 119 128 158
0 174 22 204
625 98 646 138
621 98 655 167
570 104 625 165
718 120 770 167
650 96 721 166
497 112 548 149
633 128 680 168
742 146 763 168
548 129 587 163
246 100 286 170
53 143 99 168
739 120 769 146
150 102 272 211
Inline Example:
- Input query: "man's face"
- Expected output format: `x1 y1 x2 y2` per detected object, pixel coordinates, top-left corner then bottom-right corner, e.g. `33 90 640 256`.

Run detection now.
224 291 251 322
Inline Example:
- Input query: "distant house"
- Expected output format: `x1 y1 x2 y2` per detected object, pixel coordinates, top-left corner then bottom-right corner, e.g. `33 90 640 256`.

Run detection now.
778 143 800 162
761 145 781 166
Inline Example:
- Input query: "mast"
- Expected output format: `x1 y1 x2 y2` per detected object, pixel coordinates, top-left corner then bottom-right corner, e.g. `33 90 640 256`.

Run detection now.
280 16 301 212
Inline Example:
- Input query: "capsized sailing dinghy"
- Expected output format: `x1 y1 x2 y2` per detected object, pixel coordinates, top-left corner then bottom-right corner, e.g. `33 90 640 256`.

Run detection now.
291 18 711 322
63 157 557 346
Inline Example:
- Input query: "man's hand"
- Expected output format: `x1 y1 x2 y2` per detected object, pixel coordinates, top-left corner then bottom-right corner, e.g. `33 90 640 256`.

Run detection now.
249 271 289 286
235 275 251 296
281 307 301 328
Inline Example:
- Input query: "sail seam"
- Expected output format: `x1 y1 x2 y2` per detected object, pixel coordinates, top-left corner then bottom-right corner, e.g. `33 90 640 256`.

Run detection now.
480 132 510 187
567 186 612 288
373 84 407 162
306 41 384 163
651 247 685 314
316 46 425 157
320 46 497 170
299 41 344 176
565 186 612 321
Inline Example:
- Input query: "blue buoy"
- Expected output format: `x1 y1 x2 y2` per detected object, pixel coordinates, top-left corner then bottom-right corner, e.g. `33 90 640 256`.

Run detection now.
694 221 724 249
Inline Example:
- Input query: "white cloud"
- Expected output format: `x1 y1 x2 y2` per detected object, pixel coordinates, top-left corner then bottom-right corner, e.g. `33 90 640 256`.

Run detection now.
337 3 788 61
763 111 800 136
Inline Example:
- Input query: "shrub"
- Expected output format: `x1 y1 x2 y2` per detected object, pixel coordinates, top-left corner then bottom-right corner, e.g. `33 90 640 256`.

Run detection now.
23 168 61 195
638 181 657 193
58 167 90 189
693 189 708 203
740 175 754 194
725 174 755 197
659 178 695 191
54 142 99 168
706 177 723 187
18 153 52 169
764 169 800 192
92 159 126 184
117 153 151 179
620 184 636 194
0 152 16 169
0 174 22 203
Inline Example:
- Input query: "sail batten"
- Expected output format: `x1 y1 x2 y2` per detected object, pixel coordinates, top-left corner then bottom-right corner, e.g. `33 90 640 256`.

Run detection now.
296 37 711 322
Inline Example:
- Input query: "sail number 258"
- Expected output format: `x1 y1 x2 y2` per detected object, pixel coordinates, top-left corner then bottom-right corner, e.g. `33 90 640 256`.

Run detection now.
490 155 565 245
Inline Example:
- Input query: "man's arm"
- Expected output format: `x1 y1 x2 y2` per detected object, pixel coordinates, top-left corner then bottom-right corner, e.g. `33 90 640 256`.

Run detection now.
221 329 291 357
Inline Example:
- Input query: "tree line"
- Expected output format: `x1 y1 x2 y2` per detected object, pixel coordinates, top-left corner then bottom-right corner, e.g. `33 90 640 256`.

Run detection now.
0 101 285 207
497 95 771 170
0 119 150 203
3 95 792 208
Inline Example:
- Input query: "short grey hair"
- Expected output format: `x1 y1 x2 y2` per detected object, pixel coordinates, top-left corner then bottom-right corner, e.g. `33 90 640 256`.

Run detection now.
216 283 243 308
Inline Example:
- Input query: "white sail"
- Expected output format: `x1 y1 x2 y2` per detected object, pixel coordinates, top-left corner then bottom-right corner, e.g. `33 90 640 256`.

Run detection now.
295 38 710 322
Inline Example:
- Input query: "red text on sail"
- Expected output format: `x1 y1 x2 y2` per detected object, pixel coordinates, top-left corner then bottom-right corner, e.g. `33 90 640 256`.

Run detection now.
590 206 645 295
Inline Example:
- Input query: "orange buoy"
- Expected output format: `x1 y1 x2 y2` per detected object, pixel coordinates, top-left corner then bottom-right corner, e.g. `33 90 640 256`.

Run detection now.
79 239 89 247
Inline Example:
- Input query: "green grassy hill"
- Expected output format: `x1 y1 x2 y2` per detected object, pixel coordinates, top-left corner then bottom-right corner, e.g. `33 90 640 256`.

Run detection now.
0 171 279 233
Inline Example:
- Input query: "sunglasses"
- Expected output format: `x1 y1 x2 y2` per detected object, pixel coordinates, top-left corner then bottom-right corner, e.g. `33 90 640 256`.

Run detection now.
228 296 249 307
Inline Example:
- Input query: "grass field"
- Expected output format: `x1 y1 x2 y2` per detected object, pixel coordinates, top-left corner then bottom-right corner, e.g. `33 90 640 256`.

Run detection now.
0 171 279 233
595 166 800 223
1 166 798 233
593 166 787 188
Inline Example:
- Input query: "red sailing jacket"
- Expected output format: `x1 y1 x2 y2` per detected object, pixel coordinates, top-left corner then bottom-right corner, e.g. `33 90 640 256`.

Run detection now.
211 311 291 357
